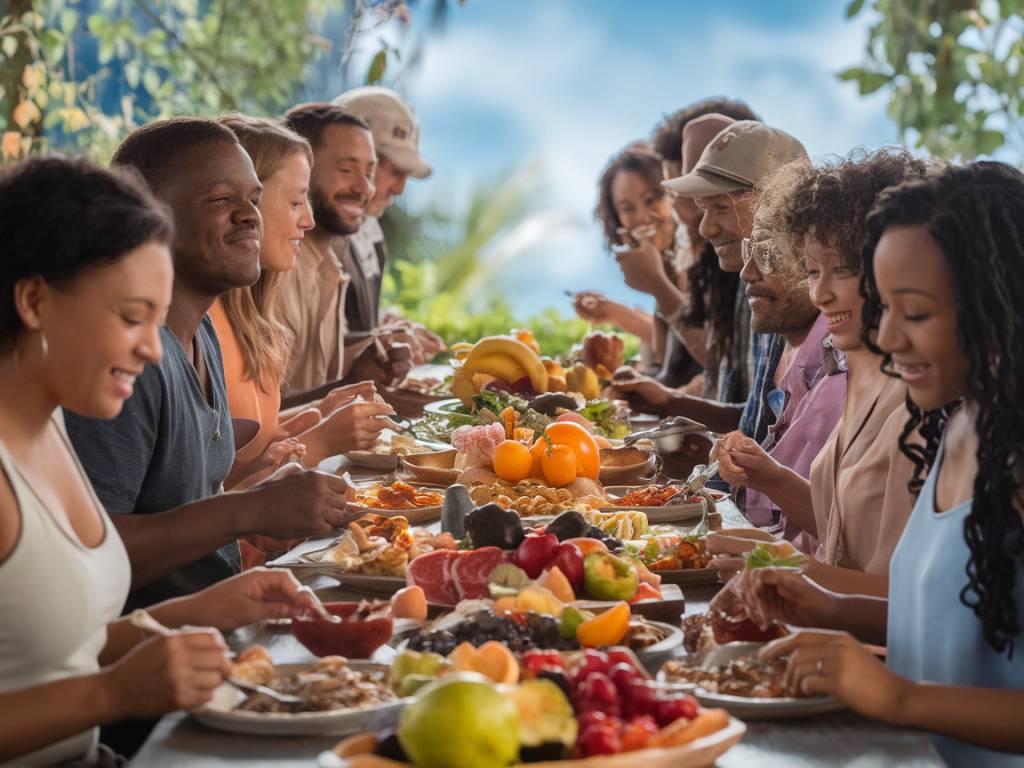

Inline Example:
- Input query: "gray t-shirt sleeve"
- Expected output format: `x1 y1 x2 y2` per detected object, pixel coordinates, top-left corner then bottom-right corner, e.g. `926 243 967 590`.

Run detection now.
63 366 161 515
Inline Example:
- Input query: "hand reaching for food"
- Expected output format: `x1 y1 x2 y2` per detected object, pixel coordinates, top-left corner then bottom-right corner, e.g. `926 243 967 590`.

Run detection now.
714 431 784 489
760 630 910 721
181 568 328 632
606 370 675 412
732 566 839 632
316 381 380 416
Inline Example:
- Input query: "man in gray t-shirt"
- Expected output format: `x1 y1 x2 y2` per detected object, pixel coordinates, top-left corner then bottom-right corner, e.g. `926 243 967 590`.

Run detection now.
63 118 351 610
65 316 236 609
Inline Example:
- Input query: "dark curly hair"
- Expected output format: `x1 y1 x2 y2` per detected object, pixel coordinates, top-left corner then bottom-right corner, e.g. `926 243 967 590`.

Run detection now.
649 97 761 168
0 155 173 353
774 148 930 271
594 141 666 250
861 161 1024 658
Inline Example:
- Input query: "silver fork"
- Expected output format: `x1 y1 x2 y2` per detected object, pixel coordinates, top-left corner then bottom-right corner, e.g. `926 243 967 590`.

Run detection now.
128 610 306 711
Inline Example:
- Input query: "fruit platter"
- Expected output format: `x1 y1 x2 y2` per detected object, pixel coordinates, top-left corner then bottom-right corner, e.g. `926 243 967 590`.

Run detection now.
317 647 744 767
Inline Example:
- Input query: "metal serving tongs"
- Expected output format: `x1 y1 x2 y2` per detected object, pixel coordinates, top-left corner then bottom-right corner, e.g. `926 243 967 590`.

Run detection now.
623 415 711 448
665 460 720 536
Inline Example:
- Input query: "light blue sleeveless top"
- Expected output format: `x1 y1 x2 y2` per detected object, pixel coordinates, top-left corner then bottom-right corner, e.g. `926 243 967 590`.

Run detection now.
888 440 1024 767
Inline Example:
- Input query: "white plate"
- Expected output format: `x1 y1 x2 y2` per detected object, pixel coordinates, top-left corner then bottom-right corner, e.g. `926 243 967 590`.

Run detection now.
192 662 407 736
657 641 845 721
317 714 746 767
422 397 466 416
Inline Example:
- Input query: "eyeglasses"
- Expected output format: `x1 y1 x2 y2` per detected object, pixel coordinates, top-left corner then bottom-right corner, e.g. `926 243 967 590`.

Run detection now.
741 237 779 274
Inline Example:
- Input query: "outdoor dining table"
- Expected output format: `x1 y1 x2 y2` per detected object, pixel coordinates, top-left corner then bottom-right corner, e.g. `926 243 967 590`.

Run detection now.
129 458 945 767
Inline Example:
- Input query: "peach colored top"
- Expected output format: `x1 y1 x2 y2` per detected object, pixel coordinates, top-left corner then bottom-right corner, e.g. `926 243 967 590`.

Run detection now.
208 299 281 463
809 373 916 574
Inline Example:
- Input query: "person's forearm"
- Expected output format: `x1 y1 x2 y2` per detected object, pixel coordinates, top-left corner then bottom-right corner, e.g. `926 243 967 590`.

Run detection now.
894 684 1024 754
659 394 743 434
607 305 654 345
0 673 120 761
755 467 817 536
111 495 254 588
281 378 344 410
804 561 888 598
824 592 889 645
650 274 685 319
650 318 667 362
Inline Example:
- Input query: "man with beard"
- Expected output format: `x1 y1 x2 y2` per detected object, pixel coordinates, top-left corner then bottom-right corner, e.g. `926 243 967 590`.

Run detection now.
277 103 414 405
64 118 352 609
331 87 444 365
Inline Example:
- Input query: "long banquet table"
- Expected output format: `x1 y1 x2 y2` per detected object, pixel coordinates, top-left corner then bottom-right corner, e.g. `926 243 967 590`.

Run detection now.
130 460 945 767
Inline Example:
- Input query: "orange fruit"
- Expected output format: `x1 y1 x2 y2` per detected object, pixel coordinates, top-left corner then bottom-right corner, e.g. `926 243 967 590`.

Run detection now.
493 440 533 482
449 641 520 684
543 422 601 480
576 601 631 647
541 444 577 487
537 566 576 602
390 585 427 620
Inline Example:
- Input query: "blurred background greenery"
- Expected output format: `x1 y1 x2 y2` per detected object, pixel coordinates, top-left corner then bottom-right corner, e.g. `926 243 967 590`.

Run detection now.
1 0 1021 352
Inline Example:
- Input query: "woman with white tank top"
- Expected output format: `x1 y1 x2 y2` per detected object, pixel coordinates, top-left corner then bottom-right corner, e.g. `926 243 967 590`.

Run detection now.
0 156 326 766
724 163 1024 765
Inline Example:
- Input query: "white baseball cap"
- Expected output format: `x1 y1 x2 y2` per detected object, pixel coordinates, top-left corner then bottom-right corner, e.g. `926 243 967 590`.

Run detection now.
332 86 431 179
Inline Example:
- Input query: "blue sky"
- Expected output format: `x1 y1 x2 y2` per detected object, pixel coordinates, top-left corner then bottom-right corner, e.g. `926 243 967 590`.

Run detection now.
354 0 897 316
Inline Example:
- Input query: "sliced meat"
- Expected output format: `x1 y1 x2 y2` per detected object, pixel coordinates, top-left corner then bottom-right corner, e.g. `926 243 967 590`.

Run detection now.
407 549 459 605
451 546 509 600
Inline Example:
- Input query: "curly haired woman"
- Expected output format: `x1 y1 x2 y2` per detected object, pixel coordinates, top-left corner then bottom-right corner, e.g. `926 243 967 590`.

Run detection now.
732 162 1024 766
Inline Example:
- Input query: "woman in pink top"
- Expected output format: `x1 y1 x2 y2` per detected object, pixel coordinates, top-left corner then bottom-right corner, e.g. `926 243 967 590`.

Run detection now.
211 116 397 489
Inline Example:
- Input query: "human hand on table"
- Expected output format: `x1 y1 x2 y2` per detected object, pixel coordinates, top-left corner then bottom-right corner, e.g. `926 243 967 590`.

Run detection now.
179 567 326 632
731 566 840 631
101 629 230 718
606 367 676 413
316 381 381 416
315 398 400 454
713 431 784 490
760 630 910 721
243 466 350 539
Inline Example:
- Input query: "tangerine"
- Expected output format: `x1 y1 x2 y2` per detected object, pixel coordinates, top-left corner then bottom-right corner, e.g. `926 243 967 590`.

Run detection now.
493 439 533 482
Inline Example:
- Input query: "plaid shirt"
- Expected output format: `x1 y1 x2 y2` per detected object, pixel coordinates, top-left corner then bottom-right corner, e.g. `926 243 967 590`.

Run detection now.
738 330 785 443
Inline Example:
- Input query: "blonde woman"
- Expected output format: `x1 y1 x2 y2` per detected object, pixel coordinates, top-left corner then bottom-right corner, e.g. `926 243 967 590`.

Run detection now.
210 116 397 491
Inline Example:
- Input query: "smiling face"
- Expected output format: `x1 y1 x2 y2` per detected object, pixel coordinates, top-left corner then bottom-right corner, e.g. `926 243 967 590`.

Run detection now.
367 154 409 217
803 237 865 351
873 225 969 410
739 219 818 337
309 123 376 236
159 141 263 296
610 169 676 252
36 240 174 419
697 191 756 272
258 151 314 273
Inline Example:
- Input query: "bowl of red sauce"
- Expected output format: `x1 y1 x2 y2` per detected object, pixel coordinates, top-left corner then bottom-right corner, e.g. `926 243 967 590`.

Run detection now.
291 602 393 659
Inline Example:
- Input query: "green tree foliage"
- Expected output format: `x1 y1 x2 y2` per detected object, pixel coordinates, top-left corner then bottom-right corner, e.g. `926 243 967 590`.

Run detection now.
0 0 343 160
841 0 1024 160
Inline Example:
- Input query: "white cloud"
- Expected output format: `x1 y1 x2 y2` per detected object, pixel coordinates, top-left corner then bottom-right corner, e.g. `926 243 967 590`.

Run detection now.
360 4 898 313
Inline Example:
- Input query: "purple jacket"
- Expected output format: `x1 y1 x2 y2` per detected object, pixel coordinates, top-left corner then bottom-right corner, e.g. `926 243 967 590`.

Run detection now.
742 313 847 553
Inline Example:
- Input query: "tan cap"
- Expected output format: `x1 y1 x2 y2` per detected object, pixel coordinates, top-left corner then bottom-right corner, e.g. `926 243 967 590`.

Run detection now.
332 86 431 179
663 120 807 198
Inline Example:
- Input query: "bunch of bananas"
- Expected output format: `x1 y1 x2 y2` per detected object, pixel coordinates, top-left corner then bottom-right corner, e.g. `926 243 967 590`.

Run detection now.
450 336 549 406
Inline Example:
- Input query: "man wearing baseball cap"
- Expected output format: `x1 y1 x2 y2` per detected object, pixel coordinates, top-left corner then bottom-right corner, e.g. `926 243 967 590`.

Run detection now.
331 87 443 364
611 119 811 444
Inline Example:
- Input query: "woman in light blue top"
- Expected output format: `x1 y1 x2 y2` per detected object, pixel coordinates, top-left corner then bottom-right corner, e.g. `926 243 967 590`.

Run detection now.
730 162 1024 766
